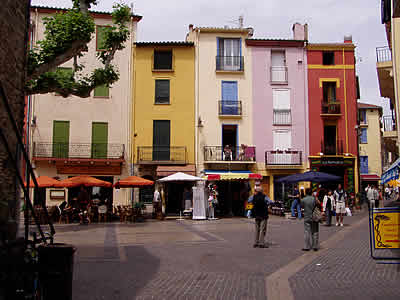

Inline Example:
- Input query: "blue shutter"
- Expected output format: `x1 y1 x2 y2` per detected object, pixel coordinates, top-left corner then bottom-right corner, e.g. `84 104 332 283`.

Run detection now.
360 128 367 143
360 156 368 174
221 81 238 115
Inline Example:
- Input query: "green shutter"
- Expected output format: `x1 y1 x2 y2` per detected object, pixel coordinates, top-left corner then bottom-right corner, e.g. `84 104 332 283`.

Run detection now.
92 122 108 158
53 121 70 158
96 26 108 50
94 84 109 97
153 120 170 161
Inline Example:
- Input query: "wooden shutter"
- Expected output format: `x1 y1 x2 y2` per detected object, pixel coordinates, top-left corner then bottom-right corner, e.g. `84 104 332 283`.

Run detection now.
155 80 170 103
92 122 108 158
273 89 290 109
53 121 70 158
94 84 109 97
153 120 170 160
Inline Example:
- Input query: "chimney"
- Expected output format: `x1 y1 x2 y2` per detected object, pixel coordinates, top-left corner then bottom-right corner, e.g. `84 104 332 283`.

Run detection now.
292 23 308 41
189 24 194 32
344 35 352 43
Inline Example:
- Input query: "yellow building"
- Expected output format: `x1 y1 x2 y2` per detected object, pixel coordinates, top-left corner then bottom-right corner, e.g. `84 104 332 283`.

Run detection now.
132 42 195 213
358 103 383 189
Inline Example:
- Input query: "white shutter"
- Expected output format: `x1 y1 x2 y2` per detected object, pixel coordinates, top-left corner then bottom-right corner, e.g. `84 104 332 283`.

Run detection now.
273 130 292 164
271 51 285 66
273 89 290 109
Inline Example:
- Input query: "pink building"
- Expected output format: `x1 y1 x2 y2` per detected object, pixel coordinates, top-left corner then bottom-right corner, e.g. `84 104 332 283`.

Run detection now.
246 24 309 199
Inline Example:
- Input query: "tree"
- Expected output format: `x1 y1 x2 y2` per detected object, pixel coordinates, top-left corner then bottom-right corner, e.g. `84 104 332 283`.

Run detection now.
26 0 132 97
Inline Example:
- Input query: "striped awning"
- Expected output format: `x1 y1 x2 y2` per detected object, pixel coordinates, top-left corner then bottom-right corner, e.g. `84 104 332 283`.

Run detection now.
203 170 262 181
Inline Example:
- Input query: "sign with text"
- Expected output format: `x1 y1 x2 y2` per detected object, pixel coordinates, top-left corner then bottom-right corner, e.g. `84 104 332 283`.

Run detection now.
372 208 400 249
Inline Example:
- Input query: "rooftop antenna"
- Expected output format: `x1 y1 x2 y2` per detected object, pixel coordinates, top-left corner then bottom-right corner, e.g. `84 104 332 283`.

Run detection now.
227 15 244 28
130 2 134 13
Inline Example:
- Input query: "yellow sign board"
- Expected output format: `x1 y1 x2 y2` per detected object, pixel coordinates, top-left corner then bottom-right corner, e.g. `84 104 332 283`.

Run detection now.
373 210 400 249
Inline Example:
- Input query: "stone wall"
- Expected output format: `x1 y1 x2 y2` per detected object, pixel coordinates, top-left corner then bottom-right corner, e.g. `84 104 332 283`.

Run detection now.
0 0 30 240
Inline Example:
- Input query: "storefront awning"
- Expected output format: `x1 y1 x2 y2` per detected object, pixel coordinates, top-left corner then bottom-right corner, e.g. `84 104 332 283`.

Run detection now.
361 174 381 181
381 158 400 184
156 165 196 177
203 170 262 181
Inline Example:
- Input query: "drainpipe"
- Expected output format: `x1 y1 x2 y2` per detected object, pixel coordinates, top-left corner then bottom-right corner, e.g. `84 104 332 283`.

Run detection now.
303 41 309 170
195 29 200 176
391 0 400 155
128 17 134 205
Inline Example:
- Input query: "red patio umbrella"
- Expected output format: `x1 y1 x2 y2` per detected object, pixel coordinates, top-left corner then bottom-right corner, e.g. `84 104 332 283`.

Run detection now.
53 175 112 188
113 176 154 188
25 176 60 188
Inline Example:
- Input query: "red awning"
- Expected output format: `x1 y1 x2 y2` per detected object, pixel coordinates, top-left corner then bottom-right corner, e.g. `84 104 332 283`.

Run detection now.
361 174 380 181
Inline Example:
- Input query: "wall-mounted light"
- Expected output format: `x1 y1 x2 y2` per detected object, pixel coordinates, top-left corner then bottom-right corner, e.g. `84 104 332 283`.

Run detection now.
198 117 204 128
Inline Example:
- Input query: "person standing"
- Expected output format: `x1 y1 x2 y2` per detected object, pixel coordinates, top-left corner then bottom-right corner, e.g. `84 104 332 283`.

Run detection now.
301 188 320 251
249 186 273 248
322 190 335 226
153 188 161 216
334 184 347 226
290 185 302 219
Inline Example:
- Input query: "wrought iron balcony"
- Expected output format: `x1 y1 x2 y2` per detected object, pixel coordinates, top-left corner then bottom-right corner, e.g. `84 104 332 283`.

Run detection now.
32 142 124 159
204 145 256 162
137 146 187 164
270 66 288 84
321 140 343 155
383 115 396 132
273 109 291 125
376 46 392 63
321 101 341 115
216 56 244 71
218 101 242 116
265 150 302 166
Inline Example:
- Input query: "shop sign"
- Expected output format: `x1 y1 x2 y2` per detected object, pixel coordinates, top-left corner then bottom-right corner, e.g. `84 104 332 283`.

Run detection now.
372 209 400 249
310 157 353 166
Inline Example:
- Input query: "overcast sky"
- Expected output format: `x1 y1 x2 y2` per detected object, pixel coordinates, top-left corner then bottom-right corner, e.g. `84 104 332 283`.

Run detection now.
32 0 389 113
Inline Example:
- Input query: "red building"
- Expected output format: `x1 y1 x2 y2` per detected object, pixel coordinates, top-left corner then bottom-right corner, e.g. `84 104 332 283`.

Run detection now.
307 37 359 194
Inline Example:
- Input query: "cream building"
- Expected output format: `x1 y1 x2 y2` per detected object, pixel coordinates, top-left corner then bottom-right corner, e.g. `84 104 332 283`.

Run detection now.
358 102 383 189
186 25 255 216
28 6 141 207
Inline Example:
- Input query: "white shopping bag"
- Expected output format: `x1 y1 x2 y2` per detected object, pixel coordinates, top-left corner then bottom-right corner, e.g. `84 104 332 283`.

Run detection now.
345 207 352 216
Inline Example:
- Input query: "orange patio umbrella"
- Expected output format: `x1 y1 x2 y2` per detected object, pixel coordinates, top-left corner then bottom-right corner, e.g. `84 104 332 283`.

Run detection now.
25 176 60 188
53 175 112 188
113 176 154 188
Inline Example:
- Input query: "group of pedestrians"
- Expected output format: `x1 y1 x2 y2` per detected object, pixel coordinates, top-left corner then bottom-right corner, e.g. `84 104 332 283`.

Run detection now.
249 183 350 251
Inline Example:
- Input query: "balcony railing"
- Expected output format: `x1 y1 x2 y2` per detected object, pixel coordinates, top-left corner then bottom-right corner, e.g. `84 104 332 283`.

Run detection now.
218 101 242 116
216 56 244 71
321 101 341 114
270 66 288 84
273 109 291 125
383 115 396 132
265 150 302 166
204 146 256 162
32 142 124 159
376 46 392 63
137 146 187 164
321 140 343 155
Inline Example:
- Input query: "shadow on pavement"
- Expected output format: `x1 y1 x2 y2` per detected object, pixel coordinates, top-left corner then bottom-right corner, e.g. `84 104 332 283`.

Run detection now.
73 245 160 299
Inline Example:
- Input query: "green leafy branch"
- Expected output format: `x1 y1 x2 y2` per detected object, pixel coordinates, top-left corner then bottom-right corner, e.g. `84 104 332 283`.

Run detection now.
26 0 131 98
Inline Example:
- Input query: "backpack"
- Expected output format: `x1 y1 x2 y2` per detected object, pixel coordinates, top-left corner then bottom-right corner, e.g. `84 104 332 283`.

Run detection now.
252 192 268 218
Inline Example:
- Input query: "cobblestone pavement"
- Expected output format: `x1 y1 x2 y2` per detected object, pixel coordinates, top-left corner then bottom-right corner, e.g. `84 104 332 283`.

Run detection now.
44 209 400 300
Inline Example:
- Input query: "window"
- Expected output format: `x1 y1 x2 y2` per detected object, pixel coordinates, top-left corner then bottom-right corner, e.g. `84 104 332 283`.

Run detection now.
273 130 292 164
96 26 108 51
154 50 172 70
53 121 70 158
360 156 368 174
273 89 291 125
217 38 242 71
323 52 335 65
94 84 109 97
360 128 368 143
155 79 170 104
359 109 367 124
221 81 239 115
322 82 337 102
271 51 287 83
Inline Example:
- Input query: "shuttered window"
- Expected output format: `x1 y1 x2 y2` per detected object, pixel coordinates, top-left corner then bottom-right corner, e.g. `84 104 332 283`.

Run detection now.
94 84 109 97
360 156 368 174
96 26 108 51
155 79 170 104
154 50 173 70
360 128 368 143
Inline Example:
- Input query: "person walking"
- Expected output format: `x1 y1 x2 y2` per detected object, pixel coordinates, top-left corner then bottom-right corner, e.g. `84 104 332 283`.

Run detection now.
322 190 335 226
249 185 273 248
366 184 378 209
301 188 320 251
290 185 302 219
334 184 347 226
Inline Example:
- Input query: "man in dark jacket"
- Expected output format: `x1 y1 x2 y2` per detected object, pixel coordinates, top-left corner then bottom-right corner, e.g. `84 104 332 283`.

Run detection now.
301 188 320 251
249 186 273 248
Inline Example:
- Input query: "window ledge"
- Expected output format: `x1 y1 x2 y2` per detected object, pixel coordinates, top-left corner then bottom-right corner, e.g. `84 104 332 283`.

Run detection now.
273 123 292 126
93 96 110 99
219 115 242 119
154 102 171 105
152 69 174 73
359 123 368 127
216 70 244 74
270 81 288 85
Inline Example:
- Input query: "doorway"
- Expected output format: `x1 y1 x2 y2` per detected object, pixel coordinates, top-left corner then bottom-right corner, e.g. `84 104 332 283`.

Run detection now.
222 125 237 160
324 125 337 154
